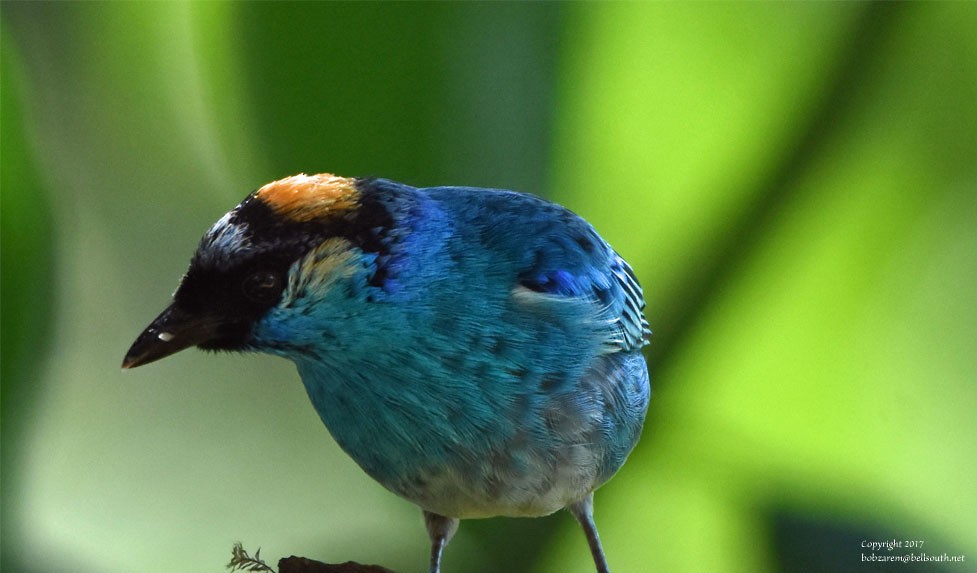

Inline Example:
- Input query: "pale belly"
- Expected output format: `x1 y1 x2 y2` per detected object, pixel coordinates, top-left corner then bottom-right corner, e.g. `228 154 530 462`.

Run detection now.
381 440 603 519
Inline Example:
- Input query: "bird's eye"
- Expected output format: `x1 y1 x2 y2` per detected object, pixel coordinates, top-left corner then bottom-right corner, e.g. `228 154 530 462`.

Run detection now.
242 271 284 304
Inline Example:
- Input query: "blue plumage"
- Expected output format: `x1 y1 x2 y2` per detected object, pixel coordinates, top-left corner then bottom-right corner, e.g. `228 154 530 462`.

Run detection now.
123 174 650 573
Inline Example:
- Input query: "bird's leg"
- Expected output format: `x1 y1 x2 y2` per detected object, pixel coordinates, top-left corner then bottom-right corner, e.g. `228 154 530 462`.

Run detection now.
423 510 459 573
569 493 610 573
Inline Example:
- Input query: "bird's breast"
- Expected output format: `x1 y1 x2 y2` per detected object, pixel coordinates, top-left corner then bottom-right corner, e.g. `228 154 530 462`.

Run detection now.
294 344 649 518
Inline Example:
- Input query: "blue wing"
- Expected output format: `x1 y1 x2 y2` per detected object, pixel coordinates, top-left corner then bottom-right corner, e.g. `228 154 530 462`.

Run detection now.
477 190 650 355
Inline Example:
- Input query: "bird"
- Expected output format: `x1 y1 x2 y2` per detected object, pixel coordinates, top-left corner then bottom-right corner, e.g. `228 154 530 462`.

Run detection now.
123 173 651 573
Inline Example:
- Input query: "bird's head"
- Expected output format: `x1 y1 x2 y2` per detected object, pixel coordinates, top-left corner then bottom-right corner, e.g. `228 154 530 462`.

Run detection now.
122 173 398 369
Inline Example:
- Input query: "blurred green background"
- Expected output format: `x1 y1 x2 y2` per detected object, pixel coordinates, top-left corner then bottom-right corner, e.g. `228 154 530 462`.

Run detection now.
3 3 976 572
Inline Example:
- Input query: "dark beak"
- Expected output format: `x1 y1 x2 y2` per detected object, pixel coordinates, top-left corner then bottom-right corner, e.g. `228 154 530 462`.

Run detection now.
122 304 224 369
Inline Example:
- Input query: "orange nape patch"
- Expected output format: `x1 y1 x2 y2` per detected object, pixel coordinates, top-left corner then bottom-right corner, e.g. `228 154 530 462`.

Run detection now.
255 173 359 223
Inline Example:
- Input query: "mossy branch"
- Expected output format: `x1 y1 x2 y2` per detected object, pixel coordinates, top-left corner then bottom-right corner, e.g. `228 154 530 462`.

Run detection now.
228 543 397 573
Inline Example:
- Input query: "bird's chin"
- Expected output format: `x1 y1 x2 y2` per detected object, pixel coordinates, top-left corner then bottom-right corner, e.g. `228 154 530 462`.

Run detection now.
195 330 252 352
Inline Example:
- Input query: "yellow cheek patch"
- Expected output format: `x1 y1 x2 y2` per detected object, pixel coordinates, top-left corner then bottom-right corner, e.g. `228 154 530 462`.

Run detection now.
256 173 359 223
282 238 357 307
